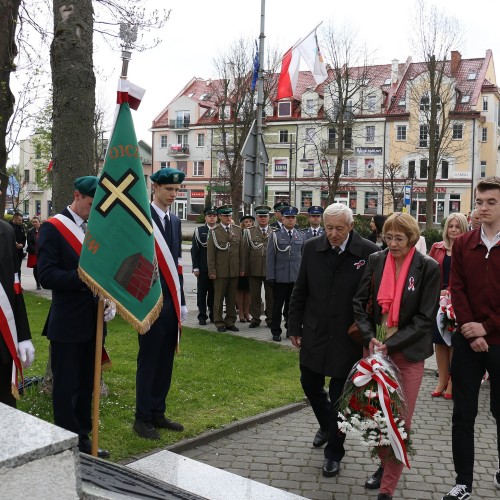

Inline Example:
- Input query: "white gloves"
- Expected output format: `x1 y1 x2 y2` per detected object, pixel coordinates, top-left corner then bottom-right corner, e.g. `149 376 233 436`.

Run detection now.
180 305 188 323
103 299 116 322
18 340 35 368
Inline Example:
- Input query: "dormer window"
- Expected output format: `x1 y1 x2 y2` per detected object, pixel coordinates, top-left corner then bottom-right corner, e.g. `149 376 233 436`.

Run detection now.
278 101 291 117
467 72 477 80
461 95 470 104
398 98 406 106
384 78 391 85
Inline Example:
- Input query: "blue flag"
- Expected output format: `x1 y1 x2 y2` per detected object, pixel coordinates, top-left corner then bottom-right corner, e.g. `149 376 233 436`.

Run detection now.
251 40 259 92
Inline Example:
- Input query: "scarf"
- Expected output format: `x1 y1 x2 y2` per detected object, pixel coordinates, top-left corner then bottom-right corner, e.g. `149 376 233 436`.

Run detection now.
377 247 416 328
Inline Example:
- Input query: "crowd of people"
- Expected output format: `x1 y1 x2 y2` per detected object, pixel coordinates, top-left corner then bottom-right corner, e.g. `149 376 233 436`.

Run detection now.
1 175 499 500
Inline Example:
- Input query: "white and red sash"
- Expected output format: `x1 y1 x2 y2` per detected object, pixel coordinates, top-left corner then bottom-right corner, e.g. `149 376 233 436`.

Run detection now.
153 220 181 333
0 277 23 398
46 214 84 255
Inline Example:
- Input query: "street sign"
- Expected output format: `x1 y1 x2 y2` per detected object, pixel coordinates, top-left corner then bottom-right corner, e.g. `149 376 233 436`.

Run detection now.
404 185 411 206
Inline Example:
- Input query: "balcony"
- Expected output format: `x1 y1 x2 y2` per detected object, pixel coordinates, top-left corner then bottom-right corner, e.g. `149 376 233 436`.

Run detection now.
169 144 190 157
169 119 190 129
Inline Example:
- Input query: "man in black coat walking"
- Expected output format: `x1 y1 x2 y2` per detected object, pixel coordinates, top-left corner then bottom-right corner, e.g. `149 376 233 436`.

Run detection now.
288 202 379 478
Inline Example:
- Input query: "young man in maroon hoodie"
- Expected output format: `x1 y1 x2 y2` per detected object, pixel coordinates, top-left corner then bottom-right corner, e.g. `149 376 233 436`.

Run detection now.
443 176 500 500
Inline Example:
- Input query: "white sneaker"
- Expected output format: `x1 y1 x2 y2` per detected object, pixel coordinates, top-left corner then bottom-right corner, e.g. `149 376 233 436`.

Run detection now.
441 484 471 500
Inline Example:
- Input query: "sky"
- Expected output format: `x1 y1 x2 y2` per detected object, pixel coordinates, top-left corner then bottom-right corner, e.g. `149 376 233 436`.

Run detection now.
15 0 500 156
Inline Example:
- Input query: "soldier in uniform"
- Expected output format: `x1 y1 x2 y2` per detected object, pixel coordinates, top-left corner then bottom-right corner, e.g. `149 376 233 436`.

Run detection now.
207 205 245 333
303 205 325 240
191 206 218 325
270 201 290 230
266 206 305 341
244 205 273 328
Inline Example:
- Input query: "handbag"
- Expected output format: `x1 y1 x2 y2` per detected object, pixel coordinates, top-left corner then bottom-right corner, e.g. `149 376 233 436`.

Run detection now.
27 253 37 268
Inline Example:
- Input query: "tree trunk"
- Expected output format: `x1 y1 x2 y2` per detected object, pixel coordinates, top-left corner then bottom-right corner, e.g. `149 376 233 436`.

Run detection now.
50 0 95 212
0 0 22 213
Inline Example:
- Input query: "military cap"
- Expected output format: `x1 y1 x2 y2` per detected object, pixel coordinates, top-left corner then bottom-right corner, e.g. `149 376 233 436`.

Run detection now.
281 206 299 217
240 214 255 223
204 206 218 215
273 201 290 212
217 205 233 215
307 205 324 215
254 205 271 216
150 167 185 185
74 176 99 197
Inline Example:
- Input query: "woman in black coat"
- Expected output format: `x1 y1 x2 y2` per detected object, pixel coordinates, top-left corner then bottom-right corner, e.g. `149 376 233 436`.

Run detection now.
26 217 41 289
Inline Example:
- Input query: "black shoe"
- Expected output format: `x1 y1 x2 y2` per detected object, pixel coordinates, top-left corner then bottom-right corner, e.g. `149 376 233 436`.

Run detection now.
36 285 42 290
377 495 392 500
441 484 471 500
133 419 160 440
226 325 239 332
272 335 282 342
495 468 500 490
199 319 207 325
78 440 111 458
322 458 340 477
217 326 226 332
152 416 184 432
249 320 260 328
365 465 384 489
313 428 329 447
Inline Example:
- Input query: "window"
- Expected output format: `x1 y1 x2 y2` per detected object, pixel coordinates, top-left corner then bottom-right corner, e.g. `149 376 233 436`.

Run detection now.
175 110 190 127
278 101 291 117
193 161 204 176
452 123 463 139
481 160 487 178
302 159 314 178
328 128 336 149
461 95 470 104
483 97 489 111
365 125 375 143
160 135 168 148
396 125 407 141
441 160 449 180
35 169 43 185
160 161 170 168
449 194 461 213
176 161 187 174
408 161 415 179
279 130 289 144
364 192 378 215
343 160 349 176
23 200 29 215
197 134 205 147
482 128 488 142
344 128 352 149
420 95 430 111
305 99 314 114
419 125 428 147
177 134 188 146
35 144 42 159
35 200 41 216
219 105 230 120
273 158 288 177
300 191 313 211
305 128 315 144
367 95 376 111
365 159 375 178
467 72 477 80
398 98 406 106
419 159 428 179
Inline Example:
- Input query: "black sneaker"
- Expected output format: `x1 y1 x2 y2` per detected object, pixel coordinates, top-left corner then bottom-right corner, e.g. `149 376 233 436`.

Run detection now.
441 484 471 500
494 469 500 489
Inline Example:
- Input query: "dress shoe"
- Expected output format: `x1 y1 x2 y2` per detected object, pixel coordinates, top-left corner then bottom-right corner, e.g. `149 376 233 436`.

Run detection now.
217 326 226 332
199 319 207 325
443 392 453 400
313 428 329 447
322 458 340 477
226 325 239 332
365 465 384 489
431 389 444 397
272 335 281 342
78 440 111 458
377 494 392 500
249 320 260 328
239 318 247 323
133 419 160 440
152 415 184 431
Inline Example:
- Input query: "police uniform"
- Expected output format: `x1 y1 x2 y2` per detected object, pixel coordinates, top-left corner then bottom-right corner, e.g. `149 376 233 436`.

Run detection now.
303 206 325 240
266 206 305 341
207 206 245 331
191 206 217 324
244 206 273 328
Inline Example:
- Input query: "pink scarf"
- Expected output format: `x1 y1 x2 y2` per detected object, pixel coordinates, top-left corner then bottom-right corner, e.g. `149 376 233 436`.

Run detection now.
377 247 416 328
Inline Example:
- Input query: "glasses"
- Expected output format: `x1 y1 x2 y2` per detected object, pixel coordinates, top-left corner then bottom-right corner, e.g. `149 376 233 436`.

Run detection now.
383 235 408 245
475 200 500 208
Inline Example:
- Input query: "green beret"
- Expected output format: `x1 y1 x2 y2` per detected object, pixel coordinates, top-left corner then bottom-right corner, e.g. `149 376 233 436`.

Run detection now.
273 201 290 212
151 167 185 185
254 205 271 215
217 205 233 215
74 176 99 197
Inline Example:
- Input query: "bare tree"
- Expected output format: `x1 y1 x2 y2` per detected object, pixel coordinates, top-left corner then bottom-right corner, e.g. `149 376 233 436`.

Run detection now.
372 162 412 213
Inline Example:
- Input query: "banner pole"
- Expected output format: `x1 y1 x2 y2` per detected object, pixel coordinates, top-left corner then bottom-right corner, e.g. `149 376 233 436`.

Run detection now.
91 300 104 457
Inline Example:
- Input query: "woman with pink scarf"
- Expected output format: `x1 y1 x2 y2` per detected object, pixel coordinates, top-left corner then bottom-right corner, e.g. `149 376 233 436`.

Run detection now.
353 213 441 500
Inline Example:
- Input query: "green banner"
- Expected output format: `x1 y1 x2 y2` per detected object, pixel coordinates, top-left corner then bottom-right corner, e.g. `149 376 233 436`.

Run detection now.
79 103 162 333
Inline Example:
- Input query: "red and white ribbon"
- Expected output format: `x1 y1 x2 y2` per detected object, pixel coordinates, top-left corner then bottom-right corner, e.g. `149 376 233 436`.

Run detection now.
352 357 410 468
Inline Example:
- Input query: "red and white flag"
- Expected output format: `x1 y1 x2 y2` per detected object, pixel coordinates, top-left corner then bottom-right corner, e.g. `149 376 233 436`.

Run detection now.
297 30 328 85
276 45 301 100
117 79 146 110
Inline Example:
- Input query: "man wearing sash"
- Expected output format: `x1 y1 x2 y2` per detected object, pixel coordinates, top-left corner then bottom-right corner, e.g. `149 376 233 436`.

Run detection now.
0 190 33 407
191 206 218 326
133 168 187 440
38 176 111 458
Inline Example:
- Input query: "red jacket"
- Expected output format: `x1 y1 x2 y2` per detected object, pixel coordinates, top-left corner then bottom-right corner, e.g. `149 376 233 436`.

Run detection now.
450 229 500 345
428 241 447 289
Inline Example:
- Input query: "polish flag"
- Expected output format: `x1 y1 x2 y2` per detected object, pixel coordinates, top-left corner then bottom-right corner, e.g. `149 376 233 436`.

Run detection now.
276 45 301 100
297 30 328 85
117 79 146 110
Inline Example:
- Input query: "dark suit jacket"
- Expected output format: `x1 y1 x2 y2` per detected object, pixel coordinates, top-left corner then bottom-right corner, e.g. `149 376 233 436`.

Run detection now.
353 248 440 362
0 221 31 364
38 208 100 342
26 227 39 255
288 231 379 378
191 224 210 273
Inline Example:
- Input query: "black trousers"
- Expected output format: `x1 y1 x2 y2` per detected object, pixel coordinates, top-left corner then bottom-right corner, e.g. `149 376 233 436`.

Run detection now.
51 338 95 441
0 358 16 407
196 271 214 321
270 282 294 335
135 297 178 422
450 334 500 488
300 364 347 461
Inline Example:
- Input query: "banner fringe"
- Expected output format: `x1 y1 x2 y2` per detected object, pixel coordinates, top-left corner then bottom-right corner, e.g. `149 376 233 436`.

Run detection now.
78 268 163 335
11 383 20 400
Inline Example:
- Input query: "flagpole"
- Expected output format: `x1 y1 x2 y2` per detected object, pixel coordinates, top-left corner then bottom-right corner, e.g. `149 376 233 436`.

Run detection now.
91 300 104 457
